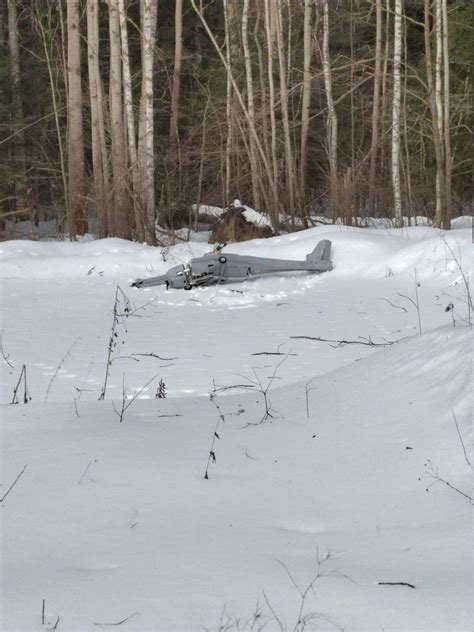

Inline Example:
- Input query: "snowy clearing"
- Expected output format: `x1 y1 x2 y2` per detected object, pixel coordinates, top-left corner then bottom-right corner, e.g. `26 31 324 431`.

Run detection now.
1 224 472 631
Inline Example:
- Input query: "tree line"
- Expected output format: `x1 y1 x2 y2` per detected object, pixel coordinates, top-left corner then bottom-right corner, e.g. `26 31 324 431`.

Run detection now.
1 0 472 242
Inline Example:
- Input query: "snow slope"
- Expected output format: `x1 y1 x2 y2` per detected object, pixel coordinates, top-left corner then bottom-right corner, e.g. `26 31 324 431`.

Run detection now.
1 225 472 631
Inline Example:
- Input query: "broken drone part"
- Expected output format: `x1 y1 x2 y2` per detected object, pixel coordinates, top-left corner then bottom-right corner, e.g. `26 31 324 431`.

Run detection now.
132 239 333 290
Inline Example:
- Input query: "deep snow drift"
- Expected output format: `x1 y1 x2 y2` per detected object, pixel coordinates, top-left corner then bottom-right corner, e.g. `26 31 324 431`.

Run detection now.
1 223 472 631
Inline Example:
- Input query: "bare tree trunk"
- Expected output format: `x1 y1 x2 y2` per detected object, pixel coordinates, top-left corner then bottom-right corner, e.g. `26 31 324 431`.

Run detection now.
87 0 109 238
300 0 313 208
109 0 130 239
391 0 403 227
441 0 451 229
118 0 143 241
368 0 382 215
434 0 445 227
242 0 261 209
223 0 233 206
263 0 278 197
169 0 183 168
254 3 269 163
66 0 86 237
423 0 446 228
35 4 69 230
276 0 296 221
138 0 158 245
7 0 26 196
321 0 338 222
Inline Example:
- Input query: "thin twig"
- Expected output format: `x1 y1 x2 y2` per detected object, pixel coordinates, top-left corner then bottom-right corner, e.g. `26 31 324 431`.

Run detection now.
378 581 416 589
377 297 408 312
251 351 297 356
262 591 285 632
112 374 159 423
45 337 80 402
291 335 394 347
452 410 471 467
77 460 94 485
1 464 27 503
132 353 179 361
0 330 15 369
93 612 139 626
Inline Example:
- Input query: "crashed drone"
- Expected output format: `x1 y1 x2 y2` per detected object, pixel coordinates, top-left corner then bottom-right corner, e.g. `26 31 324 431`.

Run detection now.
132 239 333 290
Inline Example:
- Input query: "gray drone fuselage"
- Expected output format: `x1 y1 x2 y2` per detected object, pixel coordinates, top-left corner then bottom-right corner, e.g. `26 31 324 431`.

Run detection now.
132 239 332 290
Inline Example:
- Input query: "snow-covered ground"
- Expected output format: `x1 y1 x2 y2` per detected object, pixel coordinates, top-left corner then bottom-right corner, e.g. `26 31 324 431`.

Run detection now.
1 223 472 631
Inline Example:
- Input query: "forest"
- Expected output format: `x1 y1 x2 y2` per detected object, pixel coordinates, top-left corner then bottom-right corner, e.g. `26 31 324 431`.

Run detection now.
1 0 472 243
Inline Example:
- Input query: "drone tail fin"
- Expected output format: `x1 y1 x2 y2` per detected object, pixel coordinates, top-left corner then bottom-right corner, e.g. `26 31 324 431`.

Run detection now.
306 239 333 271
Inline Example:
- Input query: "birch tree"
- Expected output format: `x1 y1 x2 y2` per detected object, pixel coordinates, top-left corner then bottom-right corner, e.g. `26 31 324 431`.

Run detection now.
138 0 158 245
7 0 25 200
368 0 382 215
320 0 338 221
300 0 313 206
391 0 403 227
441 0 452 229
169 0 183 168
66 0 86 237
87 0 109 237
108 0 130 238
276 0 296 220
424 0 446 230
263 0 278 195
242 0 261 209
118 0 143 241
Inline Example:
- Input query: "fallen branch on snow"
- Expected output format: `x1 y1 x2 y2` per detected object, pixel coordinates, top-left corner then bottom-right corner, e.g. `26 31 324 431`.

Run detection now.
290 335 396 347
1 464 27 503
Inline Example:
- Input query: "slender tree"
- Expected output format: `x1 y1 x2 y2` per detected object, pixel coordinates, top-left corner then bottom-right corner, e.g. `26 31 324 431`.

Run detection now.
242 0 261 209
66 0 86 237
320 0 338 221
118 0 143 240
7 0 26 204
169 0 183 168
108 0 130 239
87 0 109 237
300 0 313 208
441 0 452 229
138 0 158 245
276 0 296 221
391 0 403 227
368 0 382 215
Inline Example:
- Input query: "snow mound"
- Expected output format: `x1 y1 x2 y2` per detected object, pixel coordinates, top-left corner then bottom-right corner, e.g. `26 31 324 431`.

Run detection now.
2 325 472 631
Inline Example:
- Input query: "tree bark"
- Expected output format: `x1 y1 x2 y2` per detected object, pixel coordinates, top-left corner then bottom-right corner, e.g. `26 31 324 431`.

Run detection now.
169 0 183 168
391 0 403 227
441 0 451 229
7 0 25 162
276 0 296 221
300 0 313 208
118 0 143 241
368 0 382 215
138 0 158 245
242 0 261 209
434 0 445 227
109 0 130 239
424 0 446 228
87 0 109 238
263 0 278 198
321 0 338 222
222 0 233 206
66 0 86 237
